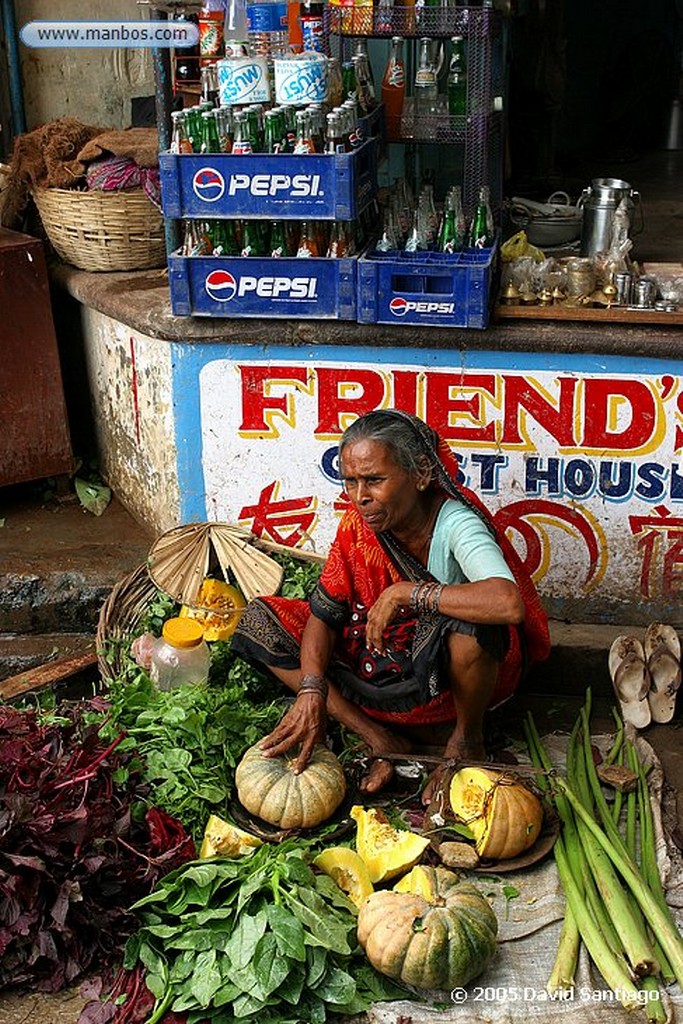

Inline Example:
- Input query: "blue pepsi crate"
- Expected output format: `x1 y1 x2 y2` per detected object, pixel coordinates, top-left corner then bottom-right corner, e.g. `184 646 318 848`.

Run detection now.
168 252 357 319
357 240 499 329
160 138 377 222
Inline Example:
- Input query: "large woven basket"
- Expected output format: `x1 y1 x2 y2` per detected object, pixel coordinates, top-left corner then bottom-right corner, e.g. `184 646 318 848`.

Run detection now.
32 186 166 271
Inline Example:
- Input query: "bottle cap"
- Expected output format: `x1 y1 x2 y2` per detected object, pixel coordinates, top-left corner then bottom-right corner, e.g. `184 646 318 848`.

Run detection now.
162 617 205 648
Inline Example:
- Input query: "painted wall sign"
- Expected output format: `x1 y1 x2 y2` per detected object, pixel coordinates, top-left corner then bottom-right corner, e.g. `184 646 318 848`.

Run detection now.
172 342 683 622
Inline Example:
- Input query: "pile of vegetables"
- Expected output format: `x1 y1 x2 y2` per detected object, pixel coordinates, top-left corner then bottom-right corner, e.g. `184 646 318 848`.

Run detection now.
92 550 325 843
83 841 406 1024
0 703 195 992
524 692 683 1018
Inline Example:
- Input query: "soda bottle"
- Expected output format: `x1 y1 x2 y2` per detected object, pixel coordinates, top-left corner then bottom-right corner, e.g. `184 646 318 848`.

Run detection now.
437 197 457 253
404 205 428 252
269 221 289 256
241 220 265 256
211 219 240 255
327 56 344 107
199 0 226 64
224 0 250 52
231 110 254 153
282 105 297 151
264 109 281 152
200 63 220 107
414 37 438 118
307 104 325 152
467 186 494 248
352 54 373 115
300 0 324 52
183 220 213 255
375 201 400 251
421 184 438 248
374 0 394 35
213 106 233 151
327 221 353 258
184 106 203 151
447 36 466 117
248 104 266 150
415 0 437 35
381 37 405 138
293 110 316 153
354 40 376 94
297 221 319 256
200 110 221 153
341 61 358 102
325 112 347 153
170 111 194 154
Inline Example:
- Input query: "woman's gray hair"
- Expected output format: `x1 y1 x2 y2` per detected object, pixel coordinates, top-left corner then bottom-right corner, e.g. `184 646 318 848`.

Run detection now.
338 410 435 479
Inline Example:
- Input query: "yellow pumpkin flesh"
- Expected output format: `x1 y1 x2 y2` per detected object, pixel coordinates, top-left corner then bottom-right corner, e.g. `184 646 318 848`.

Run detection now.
358 865 498 990
235 742 346 829
313 847 374 909
350 805 430 883
449 767 543 860
199 814 262 858
180 578 246 641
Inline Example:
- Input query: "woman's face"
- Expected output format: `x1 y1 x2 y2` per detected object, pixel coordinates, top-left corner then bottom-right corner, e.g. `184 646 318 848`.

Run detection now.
340 438 425 534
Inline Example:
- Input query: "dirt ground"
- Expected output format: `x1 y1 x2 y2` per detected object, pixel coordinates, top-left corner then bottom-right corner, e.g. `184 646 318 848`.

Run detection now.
1 985 88 1024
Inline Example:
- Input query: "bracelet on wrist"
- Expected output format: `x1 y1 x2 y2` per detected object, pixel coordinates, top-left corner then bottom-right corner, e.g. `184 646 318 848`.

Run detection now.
298 674 329 700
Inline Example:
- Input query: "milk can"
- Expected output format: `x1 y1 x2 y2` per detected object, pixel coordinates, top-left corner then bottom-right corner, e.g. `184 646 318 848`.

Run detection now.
578 178 640 256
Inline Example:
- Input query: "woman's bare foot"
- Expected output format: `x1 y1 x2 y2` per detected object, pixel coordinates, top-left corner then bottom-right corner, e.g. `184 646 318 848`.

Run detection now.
359 757 395 793
357 729 412 794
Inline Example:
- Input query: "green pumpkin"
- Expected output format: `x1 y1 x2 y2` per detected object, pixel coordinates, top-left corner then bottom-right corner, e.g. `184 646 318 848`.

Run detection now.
235 742 346 829
357 866 498 990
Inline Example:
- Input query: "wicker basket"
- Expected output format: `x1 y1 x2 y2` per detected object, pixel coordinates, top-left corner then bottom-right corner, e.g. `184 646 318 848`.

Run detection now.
32 186 166 271
97 539 326 684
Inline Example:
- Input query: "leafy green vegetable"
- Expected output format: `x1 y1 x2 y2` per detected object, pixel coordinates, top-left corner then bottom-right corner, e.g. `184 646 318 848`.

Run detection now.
121 842 405 1024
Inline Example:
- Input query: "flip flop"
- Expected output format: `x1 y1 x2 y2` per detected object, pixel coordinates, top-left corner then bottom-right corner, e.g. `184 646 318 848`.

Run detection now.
608 636 651 729
643 623 681 724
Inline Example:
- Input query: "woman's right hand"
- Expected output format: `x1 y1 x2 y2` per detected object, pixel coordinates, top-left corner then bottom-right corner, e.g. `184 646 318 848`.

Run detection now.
259 693 328 774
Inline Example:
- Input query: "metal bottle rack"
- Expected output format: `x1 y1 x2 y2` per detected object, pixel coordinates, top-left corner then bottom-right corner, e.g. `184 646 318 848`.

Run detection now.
324 3 505 221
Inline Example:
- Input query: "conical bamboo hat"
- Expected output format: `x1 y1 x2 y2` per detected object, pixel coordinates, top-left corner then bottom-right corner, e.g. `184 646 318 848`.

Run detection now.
147 522 284 605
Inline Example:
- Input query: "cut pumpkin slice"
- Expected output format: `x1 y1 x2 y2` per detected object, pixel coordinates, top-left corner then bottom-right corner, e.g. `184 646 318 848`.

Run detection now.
350 805 430 883
449 766 543 860
313 847 374 909
199 814 263 859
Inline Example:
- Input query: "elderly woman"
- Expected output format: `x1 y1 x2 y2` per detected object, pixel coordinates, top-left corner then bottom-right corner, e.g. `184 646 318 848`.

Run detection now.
231 410 549 798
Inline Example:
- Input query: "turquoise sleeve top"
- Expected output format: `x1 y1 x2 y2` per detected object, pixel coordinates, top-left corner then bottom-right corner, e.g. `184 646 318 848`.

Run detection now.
427 498 515 585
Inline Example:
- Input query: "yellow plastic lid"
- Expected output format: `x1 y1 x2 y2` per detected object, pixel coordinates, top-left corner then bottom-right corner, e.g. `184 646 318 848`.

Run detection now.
162 617 204 648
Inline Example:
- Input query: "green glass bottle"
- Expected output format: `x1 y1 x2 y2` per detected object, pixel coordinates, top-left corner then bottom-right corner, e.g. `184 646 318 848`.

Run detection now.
467 186 494 249
211 219 240 256
269 221 289 257
241 220 265 257
447 36 467 117
200 110 221 154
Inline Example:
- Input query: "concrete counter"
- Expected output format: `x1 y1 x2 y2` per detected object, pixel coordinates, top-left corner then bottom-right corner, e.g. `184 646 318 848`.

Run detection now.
54 262 683 628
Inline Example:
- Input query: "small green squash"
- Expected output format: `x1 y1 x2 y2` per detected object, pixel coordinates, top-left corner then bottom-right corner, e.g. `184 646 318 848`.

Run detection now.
357 865 498 990
235 742 346 829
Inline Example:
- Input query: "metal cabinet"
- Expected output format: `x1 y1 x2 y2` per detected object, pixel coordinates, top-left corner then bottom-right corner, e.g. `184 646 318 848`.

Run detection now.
0 227 73 486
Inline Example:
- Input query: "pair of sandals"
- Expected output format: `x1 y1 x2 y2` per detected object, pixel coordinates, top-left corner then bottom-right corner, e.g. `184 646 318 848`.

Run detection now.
609 624 681 729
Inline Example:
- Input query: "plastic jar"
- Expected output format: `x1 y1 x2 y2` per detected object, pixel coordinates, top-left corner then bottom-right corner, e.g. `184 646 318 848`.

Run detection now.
150 617 210 691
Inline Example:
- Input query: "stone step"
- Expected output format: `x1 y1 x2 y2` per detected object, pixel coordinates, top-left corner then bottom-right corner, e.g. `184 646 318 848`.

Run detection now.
523 619 643 698
0 631 96 682
0 571 112 635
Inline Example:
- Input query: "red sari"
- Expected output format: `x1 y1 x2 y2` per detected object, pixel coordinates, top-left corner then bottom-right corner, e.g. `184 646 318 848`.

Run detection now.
232 415 550 726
